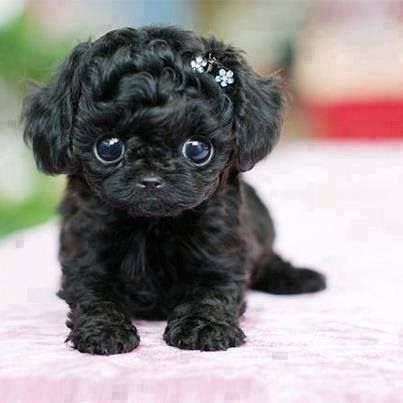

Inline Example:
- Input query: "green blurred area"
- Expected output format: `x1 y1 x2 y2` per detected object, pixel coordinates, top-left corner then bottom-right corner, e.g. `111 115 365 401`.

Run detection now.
0 186 60 237
0 170 64 237
0 14 74 238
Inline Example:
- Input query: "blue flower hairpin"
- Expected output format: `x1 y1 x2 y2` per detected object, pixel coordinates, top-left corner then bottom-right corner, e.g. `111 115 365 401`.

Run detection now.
190 54 235 88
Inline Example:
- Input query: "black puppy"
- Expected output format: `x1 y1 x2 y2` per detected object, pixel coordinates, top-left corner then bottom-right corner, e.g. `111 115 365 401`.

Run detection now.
22 26 326 354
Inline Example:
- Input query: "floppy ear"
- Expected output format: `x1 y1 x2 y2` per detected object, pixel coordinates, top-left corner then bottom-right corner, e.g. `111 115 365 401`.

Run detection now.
22 42 89 175
200 36 284 172
234 71 284 172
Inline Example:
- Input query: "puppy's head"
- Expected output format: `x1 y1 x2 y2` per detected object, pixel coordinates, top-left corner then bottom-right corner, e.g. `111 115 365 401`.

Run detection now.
22 27 283 217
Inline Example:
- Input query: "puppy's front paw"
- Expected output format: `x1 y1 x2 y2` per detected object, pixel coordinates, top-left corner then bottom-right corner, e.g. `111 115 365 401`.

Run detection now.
164 317 246 351
67 318 140 355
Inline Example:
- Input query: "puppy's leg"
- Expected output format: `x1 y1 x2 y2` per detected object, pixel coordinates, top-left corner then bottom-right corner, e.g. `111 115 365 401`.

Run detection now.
59 232 139 355
251 253 326 295
163 284 246 351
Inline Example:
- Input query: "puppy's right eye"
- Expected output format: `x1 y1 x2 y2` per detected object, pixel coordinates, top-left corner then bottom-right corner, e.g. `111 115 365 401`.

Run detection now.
94 137 125 164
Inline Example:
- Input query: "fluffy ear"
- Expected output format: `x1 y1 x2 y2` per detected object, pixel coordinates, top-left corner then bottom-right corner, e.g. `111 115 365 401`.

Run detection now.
200 36 284 171
234 71 284 172
22 42 89 174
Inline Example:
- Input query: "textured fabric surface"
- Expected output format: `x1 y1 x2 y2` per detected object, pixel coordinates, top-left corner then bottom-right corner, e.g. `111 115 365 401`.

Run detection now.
1 141 402 403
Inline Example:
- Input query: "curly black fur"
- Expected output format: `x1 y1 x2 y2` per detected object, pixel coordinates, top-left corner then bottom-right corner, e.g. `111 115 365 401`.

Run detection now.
22 26 326 355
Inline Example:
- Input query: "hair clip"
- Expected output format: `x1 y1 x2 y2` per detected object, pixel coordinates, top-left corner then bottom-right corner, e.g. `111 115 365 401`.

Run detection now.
190 56 208 73
214 68 234 88
190 54 235 87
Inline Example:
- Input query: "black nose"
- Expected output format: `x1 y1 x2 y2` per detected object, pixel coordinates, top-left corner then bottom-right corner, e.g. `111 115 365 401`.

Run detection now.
137 175 165 189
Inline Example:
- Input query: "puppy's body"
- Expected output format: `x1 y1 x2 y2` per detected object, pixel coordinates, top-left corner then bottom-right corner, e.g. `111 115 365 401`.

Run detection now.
23 26 326 354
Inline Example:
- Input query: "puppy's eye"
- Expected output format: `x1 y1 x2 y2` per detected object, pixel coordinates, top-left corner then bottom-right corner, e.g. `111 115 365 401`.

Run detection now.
94 137 125 164
182 136 213 166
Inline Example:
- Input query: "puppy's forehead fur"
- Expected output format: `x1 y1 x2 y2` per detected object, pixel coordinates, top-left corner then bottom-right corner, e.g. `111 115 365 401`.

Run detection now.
84 28 233 112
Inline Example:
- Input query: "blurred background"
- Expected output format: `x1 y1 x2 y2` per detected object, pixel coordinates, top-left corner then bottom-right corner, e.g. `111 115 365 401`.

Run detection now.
0 0 402 237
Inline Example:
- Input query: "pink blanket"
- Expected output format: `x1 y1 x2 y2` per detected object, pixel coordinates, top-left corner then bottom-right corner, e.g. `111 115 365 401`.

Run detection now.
1 142 402 402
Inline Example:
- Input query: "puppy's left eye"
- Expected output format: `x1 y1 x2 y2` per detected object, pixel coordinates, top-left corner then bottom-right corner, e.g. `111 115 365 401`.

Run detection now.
94 137 125 164
182 136 214 166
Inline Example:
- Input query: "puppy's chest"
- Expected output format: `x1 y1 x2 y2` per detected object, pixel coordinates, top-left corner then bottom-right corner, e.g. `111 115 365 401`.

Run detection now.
117 227 187 301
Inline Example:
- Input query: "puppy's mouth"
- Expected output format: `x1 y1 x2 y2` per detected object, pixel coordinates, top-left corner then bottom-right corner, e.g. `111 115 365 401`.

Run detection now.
99 179 211 218
127 196 188 217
